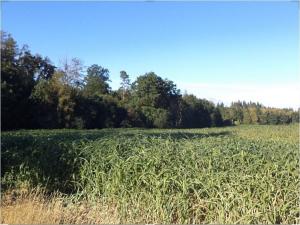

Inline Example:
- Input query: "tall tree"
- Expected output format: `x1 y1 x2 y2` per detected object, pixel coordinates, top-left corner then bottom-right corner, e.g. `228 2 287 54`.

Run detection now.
31 71 77 128
83 64 110 97
59 57 84 87
130 72 181 128
131 72 180 108
181 94 213 128
119 70 131 101
1 32 55 129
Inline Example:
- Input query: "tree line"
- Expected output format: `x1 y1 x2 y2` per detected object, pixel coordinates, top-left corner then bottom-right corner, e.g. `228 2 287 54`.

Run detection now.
1 32 299 130
218 101 299 126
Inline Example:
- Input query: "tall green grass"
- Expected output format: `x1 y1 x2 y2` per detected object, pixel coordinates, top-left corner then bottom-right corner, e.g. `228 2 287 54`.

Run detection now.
2 125 299 223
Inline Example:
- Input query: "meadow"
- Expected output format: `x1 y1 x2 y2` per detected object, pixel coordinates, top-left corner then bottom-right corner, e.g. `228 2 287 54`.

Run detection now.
1 125 299 224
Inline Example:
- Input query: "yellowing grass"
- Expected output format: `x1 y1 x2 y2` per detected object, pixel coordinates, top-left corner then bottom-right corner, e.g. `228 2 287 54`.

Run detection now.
1 188 119 224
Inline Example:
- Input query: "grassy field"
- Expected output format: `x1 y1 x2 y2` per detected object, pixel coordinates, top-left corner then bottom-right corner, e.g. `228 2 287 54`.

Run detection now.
1 125 299 224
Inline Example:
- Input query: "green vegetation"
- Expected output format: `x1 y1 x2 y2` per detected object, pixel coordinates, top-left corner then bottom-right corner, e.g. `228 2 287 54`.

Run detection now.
2 125 299 223
1 30 299 224
1 31 299 130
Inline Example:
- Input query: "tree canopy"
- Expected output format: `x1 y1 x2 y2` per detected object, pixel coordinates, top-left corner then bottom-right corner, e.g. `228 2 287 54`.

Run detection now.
1 32 298 130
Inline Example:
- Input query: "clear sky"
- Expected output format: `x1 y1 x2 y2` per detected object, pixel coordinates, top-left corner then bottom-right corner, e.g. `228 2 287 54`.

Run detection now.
2 1 299 109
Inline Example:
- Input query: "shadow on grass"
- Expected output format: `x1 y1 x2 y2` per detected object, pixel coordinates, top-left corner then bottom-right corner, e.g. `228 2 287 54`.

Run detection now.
2 129 232 145
1 129 231 193
140 130 232 140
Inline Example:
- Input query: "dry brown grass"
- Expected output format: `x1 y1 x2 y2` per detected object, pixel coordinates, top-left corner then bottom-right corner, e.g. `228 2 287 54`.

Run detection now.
1 188 120 224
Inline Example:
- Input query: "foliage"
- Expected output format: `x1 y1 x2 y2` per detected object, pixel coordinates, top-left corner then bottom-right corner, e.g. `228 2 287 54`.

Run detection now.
119 70 131 101
218 101 299 126
1 125 299 223
1 32 298 130
31 72 77 128
59 57 84 87
1 31 55 130
130 72 182 128
83 64 110 96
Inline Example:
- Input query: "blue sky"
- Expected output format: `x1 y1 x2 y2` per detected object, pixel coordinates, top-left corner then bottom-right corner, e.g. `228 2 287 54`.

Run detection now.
2 1 299 108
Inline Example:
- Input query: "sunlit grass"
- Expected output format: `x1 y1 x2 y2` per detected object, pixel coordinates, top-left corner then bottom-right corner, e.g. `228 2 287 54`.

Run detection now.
1 124 299 224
